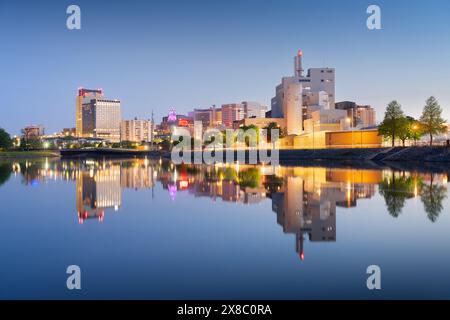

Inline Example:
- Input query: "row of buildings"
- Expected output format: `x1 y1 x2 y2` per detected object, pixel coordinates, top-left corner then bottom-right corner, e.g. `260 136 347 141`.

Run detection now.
75 88 153 143
21 50 379 148
155 50 379 148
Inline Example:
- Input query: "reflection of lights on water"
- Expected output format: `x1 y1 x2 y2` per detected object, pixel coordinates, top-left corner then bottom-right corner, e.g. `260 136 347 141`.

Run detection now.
179 180 189 189
346 181 352 201
114 205 119 211
168 184 177 201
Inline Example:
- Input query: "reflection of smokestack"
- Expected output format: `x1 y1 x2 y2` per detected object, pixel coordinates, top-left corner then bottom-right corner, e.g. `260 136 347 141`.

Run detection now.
296 232 304 261
294 50 303 77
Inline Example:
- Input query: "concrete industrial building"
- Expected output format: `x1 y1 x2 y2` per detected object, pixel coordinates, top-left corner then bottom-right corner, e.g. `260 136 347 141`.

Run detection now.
271 50 335 124
335 101 376 128
266 51 381 148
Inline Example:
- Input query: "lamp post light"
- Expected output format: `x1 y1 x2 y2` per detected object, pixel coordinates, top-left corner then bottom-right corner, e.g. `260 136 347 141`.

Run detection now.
412 125 418 147
443 123 449 148
346 116 353 148
312 120 320 152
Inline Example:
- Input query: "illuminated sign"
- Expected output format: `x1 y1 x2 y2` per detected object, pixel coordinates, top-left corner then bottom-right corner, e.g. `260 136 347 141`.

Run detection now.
168 108 177 122
179 180 189 190
178 118 190 127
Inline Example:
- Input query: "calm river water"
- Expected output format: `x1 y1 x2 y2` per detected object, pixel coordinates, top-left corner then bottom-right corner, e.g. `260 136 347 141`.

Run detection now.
0 157 449 299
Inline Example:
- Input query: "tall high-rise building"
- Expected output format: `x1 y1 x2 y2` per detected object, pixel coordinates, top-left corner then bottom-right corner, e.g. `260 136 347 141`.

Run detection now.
81 92 121 142
121 118 153 142
76 88 103 137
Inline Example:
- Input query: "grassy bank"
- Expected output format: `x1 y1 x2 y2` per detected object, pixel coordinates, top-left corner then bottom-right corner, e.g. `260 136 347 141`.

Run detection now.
0 150 60 158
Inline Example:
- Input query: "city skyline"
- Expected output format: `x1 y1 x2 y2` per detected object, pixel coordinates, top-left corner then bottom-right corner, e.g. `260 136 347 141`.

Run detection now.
1 0 450 136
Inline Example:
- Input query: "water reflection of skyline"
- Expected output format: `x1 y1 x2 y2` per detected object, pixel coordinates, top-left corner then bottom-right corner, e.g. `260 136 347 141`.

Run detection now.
5 158 449 260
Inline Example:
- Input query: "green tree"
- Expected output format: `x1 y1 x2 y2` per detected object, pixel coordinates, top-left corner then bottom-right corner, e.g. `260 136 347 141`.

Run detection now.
0 128 12 150
407 117 423 146
158 139 172 151
19 137 42 150
263 122 286 143
419 96 446 146
397 116 423 147
236 125 259 147
378 100 405 147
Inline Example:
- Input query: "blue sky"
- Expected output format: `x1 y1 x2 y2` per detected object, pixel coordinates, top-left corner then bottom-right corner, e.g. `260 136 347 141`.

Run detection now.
1 0 450 134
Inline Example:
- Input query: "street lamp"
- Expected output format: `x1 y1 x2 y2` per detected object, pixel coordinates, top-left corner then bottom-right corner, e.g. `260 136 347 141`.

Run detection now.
346 116 354 148
412 125 418 146
443 123 449 147
312 120 320 151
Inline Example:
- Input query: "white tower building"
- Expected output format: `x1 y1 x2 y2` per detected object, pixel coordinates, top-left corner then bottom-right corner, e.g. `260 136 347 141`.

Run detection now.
285 82 303 135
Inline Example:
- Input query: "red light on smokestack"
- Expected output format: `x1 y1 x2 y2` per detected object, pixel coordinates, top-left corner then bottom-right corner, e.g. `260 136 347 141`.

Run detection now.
298 50 303 57
300 251 304 261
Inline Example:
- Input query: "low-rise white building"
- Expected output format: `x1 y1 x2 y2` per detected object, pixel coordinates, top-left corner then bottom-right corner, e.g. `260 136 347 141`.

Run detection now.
121 118 153 142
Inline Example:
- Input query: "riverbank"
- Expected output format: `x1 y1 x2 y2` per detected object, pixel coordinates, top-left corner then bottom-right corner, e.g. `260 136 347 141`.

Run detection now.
55 147 450 164
164 146 450 163
0 150 60 159
60 148 162 158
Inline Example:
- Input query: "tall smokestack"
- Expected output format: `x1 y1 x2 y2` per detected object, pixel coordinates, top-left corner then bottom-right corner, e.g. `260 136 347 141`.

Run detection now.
294 50 303 77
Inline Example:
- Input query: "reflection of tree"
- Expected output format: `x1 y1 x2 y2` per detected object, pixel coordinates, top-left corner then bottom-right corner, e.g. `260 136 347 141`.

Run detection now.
238 168 260 188
263 175 284 194
379 172 417 218
0 163 12 186
206 167 237 181
17 161 42 185
420 174 447 223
